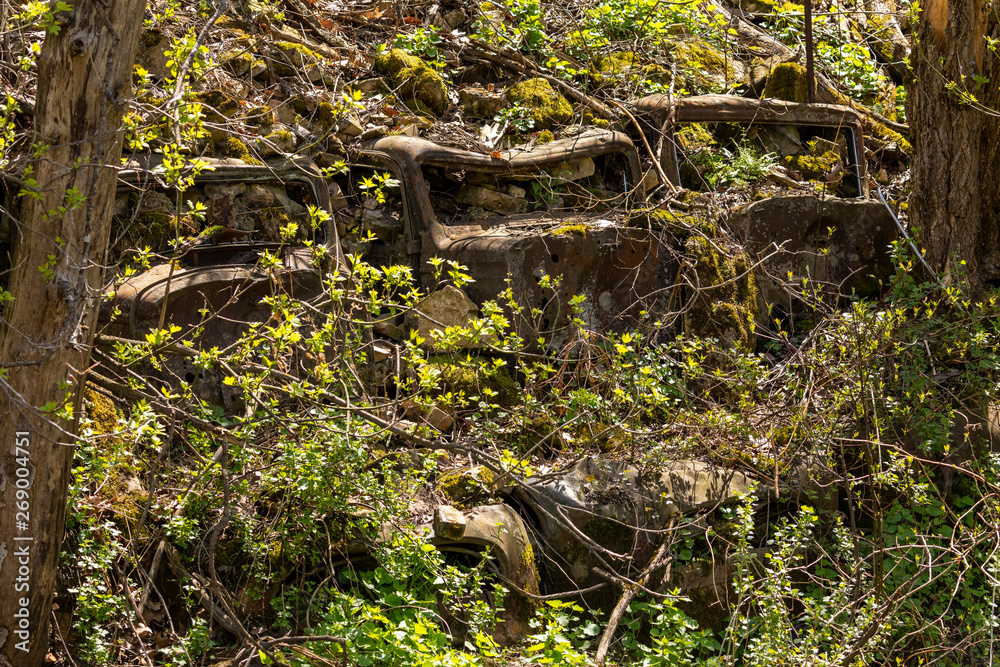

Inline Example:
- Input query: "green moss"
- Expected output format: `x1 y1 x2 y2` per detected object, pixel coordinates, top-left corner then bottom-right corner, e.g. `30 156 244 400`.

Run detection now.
273 41 322 77
763 62 809 103
517 542 541 599
782 150 841 180
866 13 898 62
642 63 672 86
590 51 638 88
374 49 449 116
85 387 120 436
866 119 913 156
673 39 738 94
538 129 554 144
289 97 310 116
217 135 262 164
198 225 224 240
552 224 588 236
317 101 337 123
267 128 294 142
676 123 715 151
684 235 758 349
221 50 256 77
425 355 521 408
438 467 495 506
592 51 638 75
245 104 275 126
102 472 149 534
506 78 574 131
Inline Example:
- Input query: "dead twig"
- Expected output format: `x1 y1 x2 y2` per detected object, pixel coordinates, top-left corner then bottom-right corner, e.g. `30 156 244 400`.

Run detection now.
607 98 679 195
594 519 678 666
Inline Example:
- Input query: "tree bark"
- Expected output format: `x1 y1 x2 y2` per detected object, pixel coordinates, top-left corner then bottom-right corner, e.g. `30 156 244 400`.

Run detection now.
0 2 144 665
908 0 1000 287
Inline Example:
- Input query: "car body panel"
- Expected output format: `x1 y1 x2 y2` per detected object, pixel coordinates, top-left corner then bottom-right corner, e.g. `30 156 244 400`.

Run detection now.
355 130 677 344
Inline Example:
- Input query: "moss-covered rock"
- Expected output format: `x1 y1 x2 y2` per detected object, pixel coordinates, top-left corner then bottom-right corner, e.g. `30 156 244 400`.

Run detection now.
217 135 263 165
505 78 573 131
763 62 809 102
673 39 741 94
592 51 638 75
424 355 521 408
245 104 275 127
865 118 913 156
676 123 715 151
256 126 297 156
374 49 449 116
272 41 324 81
437 466 496 506
220 50 258 77
783 149 841 180
684 235 757 349
195 90 240 122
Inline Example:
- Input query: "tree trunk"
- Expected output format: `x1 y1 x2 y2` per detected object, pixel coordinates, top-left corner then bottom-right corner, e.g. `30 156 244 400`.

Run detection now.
0 2 144 665
908 0 1000 287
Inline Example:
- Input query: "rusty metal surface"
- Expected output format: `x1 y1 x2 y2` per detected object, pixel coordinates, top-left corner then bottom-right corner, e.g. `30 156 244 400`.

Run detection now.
431 504 540 645
105 157 344 342
729 194 897 303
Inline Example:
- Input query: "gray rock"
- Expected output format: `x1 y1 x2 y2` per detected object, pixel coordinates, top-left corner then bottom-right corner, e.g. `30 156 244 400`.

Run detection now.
455 185 527 214
549 157 596 182
434 505 468 540
406 284 485 350
459 86 505 119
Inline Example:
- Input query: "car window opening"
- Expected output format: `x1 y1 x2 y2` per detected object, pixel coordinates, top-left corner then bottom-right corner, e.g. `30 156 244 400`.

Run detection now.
112 178 322 268
421 152 634 227
671 122 862 199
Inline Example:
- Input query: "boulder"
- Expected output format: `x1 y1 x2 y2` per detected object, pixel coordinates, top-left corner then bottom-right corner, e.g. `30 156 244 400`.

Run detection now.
255 126 298 156
672 38 744 94
505 78 573 131
455 184 527 214
407 285 485 350
433 505 467 540
459 86 505 118
374 49 449 116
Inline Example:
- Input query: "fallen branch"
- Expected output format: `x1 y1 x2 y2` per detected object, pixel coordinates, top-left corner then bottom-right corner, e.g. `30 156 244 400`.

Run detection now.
607 98 679 195
594 519 678 666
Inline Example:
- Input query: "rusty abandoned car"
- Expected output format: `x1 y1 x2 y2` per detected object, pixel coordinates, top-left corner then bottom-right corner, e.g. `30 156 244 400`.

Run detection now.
104 94 897 353
97 94 897 640
631 94 898 310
